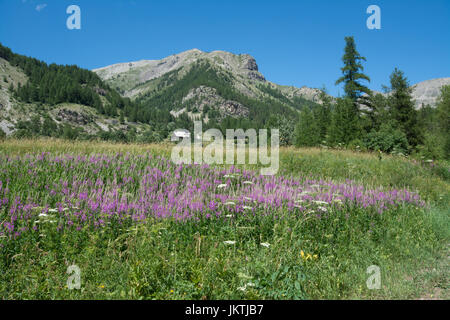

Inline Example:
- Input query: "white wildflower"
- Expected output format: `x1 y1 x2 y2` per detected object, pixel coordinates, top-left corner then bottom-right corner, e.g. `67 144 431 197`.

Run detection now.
223 240 236 245
260 242 270 248
48 209 58 213
243 206 253 210
313 200 329 205
217 184 228 189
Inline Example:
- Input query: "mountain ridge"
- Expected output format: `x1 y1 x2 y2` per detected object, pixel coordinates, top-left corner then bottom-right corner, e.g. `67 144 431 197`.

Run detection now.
94 48 449 109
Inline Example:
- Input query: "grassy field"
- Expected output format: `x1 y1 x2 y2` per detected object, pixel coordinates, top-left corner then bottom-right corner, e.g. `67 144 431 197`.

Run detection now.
0 138 448 299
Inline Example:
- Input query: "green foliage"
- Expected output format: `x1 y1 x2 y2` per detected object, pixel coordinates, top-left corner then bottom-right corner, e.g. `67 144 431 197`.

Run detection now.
0 43 134 116
416 132 445 160
335 36 371 103
0 142 447 299
266 115 296 146
387 68 422 148
313 89 332 142
294 108 320 147
436 85 450 159
364 123 409 155
329 97 361 145
136 60 303 133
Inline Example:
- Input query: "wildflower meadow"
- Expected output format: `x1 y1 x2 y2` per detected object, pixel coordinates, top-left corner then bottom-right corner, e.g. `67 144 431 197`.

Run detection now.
0 139 448 299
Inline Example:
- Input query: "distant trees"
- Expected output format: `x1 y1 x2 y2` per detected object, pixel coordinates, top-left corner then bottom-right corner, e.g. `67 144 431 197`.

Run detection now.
328 97 361 145
423 85 450 159
313 89 332 142
387 68 422 148
293 36 447 159
0 43 135 118
437 86 450 158
0 128 5 140
332 36 371 142
294 108 319 147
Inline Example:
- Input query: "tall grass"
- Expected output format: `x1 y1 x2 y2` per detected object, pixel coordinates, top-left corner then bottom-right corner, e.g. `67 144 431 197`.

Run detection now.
0 139 448 299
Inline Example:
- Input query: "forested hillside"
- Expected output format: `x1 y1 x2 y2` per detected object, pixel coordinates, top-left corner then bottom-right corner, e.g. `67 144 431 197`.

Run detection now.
0 41 448 159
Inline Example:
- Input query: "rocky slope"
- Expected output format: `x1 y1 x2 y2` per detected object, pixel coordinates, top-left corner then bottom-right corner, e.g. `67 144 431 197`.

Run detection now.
93 49 324 121
410 78 450 108
95 49 449 112
0 57 150 137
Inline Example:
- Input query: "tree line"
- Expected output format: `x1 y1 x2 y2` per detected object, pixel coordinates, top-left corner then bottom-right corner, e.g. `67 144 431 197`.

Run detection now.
294 36 449 159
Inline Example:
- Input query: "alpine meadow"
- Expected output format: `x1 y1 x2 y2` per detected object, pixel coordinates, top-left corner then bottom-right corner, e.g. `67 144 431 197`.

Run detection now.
0 0 449 301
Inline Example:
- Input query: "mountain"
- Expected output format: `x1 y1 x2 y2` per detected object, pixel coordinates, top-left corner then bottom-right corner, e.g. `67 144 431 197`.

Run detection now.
0 44 150 140
0 45 322 143
370 78 450 109
94 49 324 102
93 49 323 123
1 43 448 145
410 78 450 109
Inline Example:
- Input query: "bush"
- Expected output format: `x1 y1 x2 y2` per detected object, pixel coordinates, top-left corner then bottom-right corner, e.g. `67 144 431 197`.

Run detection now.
364 123 409 154
347 139 365 152
416 133 445 160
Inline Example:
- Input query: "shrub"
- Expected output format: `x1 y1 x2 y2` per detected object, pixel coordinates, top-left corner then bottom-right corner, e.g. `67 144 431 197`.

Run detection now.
364 123 409 154
416 132 445 160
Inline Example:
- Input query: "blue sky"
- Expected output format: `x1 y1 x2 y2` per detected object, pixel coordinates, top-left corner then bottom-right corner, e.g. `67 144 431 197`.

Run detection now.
0 0 449 96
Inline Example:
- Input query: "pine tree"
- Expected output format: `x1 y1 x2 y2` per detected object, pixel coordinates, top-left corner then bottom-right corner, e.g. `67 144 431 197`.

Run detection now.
365 93 389 132
436 85 450 158
329 97 361 145
294 108 320 147
313 89 332 142
388 68 422 148
335 36 371 106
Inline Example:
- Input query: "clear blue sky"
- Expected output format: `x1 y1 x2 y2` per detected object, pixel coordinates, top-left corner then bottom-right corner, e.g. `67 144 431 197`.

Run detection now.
1 0 449 96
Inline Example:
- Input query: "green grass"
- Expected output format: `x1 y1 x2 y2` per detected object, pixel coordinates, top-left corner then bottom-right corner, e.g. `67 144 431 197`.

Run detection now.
0 139 448 299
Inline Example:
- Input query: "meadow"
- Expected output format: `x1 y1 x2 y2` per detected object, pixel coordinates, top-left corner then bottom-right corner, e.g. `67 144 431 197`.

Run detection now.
0 139 448 299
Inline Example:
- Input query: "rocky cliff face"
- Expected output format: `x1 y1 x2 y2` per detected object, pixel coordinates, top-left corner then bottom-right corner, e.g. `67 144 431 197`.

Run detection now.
93 49 324 121
411 78 450 108
372 77 450 109
181 86 249 119
93 49 268 96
